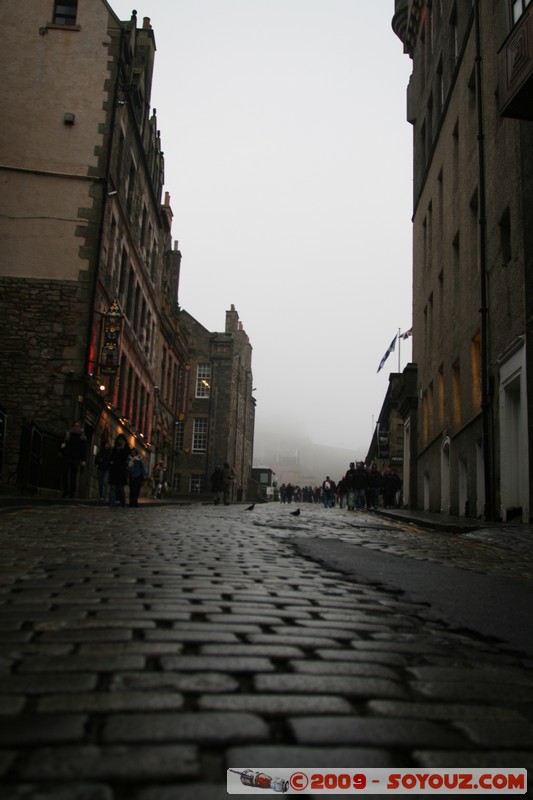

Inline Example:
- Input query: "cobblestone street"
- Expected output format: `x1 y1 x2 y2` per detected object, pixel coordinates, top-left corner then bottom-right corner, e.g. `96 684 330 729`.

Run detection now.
0 502 532 799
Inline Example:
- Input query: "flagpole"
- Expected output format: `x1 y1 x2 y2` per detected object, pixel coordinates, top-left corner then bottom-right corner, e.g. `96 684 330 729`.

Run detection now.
398 328 401 372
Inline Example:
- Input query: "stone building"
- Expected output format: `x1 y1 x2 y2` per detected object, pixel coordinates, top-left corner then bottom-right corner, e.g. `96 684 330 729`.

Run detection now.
392 0 533 521
0 2 186 493
366 372 406 487
175 306 255 502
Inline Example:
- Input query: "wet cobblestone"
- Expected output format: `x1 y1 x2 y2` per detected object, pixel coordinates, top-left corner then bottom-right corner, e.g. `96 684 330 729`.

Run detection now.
0 502 532 797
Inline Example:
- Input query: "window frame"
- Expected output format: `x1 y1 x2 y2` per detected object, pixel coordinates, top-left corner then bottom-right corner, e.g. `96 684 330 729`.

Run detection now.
189 475 206 494
195 363 212 398
53 0 78 26
192 417 208 453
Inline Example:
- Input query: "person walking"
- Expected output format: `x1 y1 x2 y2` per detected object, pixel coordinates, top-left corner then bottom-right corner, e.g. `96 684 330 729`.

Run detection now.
211 464 224 505
94 441 112 503
336 475 347 508
383 467 402 508
108 434 130 509
128 448 148 507
366 463 383 510
352 462 368 510
222 461 235 505
322 476 336 508
59 420 87 498
344 462 357 510
151 463 167 499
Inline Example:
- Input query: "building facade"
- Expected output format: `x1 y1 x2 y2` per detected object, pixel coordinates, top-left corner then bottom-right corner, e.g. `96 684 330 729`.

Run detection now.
0 1 187 494
393 0 533 521
366 372 408 487
175 306 255 501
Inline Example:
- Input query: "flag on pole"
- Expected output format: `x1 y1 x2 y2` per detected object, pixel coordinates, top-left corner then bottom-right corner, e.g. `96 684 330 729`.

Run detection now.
401 327 413 340
377 334 398 373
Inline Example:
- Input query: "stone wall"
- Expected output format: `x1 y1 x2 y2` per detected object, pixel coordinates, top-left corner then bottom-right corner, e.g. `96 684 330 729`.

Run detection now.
0 277 89 477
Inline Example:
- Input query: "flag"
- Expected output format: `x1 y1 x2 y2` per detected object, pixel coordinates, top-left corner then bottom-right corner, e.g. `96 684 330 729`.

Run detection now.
401 327 413 340
377 335 398 373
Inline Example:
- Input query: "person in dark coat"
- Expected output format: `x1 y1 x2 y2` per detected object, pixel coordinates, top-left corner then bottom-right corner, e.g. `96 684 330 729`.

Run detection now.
211 464 224 505
322 476 336 508
222 461 235 505
127 448 148 507
344 462 357 510
95 442 112 502
60 420 87 498
366 463 383 510
383 467 402 508
352 462 368 509
108 433 130 509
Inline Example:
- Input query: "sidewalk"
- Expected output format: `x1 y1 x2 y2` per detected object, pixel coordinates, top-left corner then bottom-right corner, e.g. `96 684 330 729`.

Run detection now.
374 507 484 532
372 506 533 560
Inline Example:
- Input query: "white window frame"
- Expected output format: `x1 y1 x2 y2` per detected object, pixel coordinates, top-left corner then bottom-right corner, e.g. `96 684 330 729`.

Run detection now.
195 364 211 398
190 475 206 494
192 418 208 453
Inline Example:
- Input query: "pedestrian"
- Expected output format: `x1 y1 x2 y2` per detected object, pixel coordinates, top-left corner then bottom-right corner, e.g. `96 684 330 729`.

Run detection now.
285 482 294 504
222 460 235 505
344 462 357 510
383 467 402 508
151 462 167 499
352 462 368 509
322 476 336 508
59 420 87 498
366 463 383 510
128 448 148 507
211 464 224 505
336 476 347 508
108 433 130 509
94 441 112 503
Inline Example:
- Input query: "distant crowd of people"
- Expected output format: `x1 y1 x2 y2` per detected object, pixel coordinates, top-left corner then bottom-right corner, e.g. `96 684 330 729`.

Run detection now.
277 462 402 510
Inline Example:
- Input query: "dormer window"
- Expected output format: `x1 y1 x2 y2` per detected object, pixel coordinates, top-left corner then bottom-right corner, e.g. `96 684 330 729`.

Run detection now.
53 0 78 26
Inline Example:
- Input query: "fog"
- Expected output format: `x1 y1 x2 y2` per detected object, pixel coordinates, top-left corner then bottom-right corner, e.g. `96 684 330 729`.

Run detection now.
110 0 414 477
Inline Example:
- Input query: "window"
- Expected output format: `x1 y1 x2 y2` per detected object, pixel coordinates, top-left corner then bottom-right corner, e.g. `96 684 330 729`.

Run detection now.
195 364 211 398
175 421 184 452
126 160 136 214
499 207 512 265
471 332 482 414
118 248 128 302
53 0 77 25
125 271 135 319
190 475 206 494
452 359 461 430
450 5 458 68
438 365 445 429
140 206 148 249
512 0 532 25
192 418 208 453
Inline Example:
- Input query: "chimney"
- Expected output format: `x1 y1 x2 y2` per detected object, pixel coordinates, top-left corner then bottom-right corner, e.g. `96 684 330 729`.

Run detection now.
225 305 239 334
143 17 151 29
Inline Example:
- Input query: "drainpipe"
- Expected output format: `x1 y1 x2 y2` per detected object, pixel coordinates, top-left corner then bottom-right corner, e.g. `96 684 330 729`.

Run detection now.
474 0 494 520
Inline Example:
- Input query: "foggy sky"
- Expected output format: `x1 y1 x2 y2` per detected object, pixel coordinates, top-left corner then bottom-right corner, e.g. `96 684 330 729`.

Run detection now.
110 0 414 458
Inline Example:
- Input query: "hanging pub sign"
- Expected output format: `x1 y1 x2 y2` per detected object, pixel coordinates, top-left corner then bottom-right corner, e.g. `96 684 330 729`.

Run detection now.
378 429 389 459
100 299 123 374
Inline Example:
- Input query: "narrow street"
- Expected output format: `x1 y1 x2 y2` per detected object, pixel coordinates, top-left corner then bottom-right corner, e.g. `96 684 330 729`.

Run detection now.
0 502 532 799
